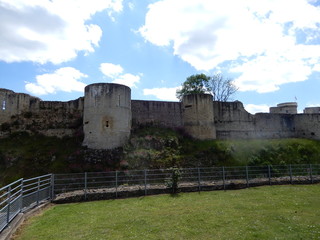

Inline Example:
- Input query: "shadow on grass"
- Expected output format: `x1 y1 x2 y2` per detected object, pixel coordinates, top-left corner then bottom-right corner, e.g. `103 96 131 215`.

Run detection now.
169 193 182 198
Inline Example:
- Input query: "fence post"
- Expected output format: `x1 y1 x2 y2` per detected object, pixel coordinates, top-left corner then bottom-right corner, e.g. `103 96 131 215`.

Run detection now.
20 179 24 212
309 164 313 184
222 167 226 190
36 177 40 206
51 174 55 200
144 170 147 196
84 172 87 201
7 185 11 224
115 171 118 198
246 166 249 188
268 165 271 185
198 168 201 192
289 164 292 184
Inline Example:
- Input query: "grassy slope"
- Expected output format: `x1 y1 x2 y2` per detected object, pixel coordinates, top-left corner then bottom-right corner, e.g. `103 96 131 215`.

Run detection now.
14 184 320 240
1 127 320 186
0 132 82 184
124 127 320 168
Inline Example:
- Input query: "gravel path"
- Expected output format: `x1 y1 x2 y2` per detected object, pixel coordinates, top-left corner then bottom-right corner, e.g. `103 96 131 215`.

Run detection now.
53 175 320 203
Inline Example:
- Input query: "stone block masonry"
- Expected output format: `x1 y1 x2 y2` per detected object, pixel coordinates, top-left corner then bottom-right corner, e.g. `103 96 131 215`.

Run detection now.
0 88 83 138
182 94 216 140
1 83 320 150
131 100 182 128
82 83 131 149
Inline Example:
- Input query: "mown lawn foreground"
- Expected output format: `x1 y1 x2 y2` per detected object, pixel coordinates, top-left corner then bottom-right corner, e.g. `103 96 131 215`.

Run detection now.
14 184 320 240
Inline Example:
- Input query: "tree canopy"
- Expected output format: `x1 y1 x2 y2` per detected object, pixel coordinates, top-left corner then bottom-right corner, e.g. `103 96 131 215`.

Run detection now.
176 73 238 101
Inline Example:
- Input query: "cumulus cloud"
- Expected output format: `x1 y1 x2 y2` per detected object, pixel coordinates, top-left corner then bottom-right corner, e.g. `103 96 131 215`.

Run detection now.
143 87 180 101
244 104 270 114
100 63 124 78
25 67 87 95
139 0 320 93
100 62 141 87
0 0 123 64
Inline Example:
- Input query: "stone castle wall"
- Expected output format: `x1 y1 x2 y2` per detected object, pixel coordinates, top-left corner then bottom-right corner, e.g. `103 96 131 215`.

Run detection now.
131 100 182 128
1 84 320 149
0 88 83 137
294 114 320 139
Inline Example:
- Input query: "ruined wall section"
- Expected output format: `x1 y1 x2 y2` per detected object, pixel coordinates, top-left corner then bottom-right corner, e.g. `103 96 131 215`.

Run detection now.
213 102 297 139
131 100 182 128
32 98 84 137
213 101 255 139
0 88 40 123
0 88 84 137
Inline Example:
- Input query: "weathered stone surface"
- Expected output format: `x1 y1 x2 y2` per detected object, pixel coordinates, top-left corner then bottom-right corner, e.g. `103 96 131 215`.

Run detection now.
2 84 320 150
131 100 182 128
82 83 131 149
182 94 216 140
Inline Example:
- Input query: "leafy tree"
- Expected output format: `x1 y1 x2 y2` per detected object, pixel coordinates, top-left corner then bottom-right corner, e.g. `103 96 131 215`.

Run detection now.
176 73 238 101
176 74 211 100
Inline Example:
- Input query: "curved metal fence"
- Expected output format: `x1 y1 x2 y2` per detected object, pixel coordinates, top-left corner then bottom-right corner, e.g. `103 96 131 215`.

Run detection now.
0 174 52 233
52 164 320 198
1 164 320 233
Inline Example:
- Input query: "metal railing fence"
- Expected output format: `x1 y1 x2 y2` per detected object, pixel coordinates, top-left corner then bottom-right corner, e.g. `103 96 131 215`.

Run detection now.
53 164 320 198
0 174 52 233
1 164 320 233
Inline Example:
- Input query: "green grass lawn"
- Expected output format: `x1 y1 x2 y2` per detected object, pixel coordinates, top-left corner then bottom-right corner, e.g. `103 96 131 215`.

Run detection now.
15 185 320 240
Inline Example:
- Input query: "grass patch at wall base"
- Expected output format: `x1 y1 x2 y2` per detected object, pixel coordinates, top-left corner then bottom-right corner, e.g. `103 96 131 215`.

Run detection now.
14 184 320 240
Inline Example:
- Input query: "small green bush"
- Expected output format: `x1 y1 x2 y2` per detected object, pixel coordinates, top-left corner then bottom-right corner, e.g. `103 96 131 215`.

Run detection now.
165 167 181 193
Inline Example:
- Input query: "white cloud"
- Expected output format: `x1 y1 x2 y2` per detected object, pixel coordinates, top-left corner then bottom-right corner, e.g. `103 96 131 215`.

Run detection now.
244 104 270 114
128 2 134 10
139 0 320 93
143 87 180 101
112 73 141 87
100 63 124 77
0 0 123 64
25 67 87 95
231 55 313 93
99 62 141 87
313 64 320 72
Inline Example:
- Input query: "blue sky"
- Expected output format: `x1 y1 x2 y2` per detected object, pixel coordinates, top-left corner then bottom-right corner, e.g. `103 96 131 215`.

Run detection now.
1 0 320 113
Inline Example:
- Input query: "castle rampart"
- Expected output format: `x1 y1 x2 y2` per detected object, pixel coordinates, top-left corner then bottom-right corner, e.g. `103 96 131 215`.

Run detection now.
131 100 182 128
1 83 320 149
0 88 83 137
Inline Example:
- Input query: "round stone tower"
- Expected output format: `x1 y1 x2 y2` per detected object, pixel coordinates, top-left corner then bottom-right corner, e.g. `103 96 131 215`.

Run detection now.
182 94 216 140
269 102 298 114
83 83 131 149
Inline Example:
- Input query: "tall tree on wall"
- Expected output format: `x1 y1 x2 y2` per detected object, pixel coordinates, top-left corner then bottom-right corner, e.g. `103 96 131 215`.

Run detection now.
176 73 238 101
176 73 211 100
